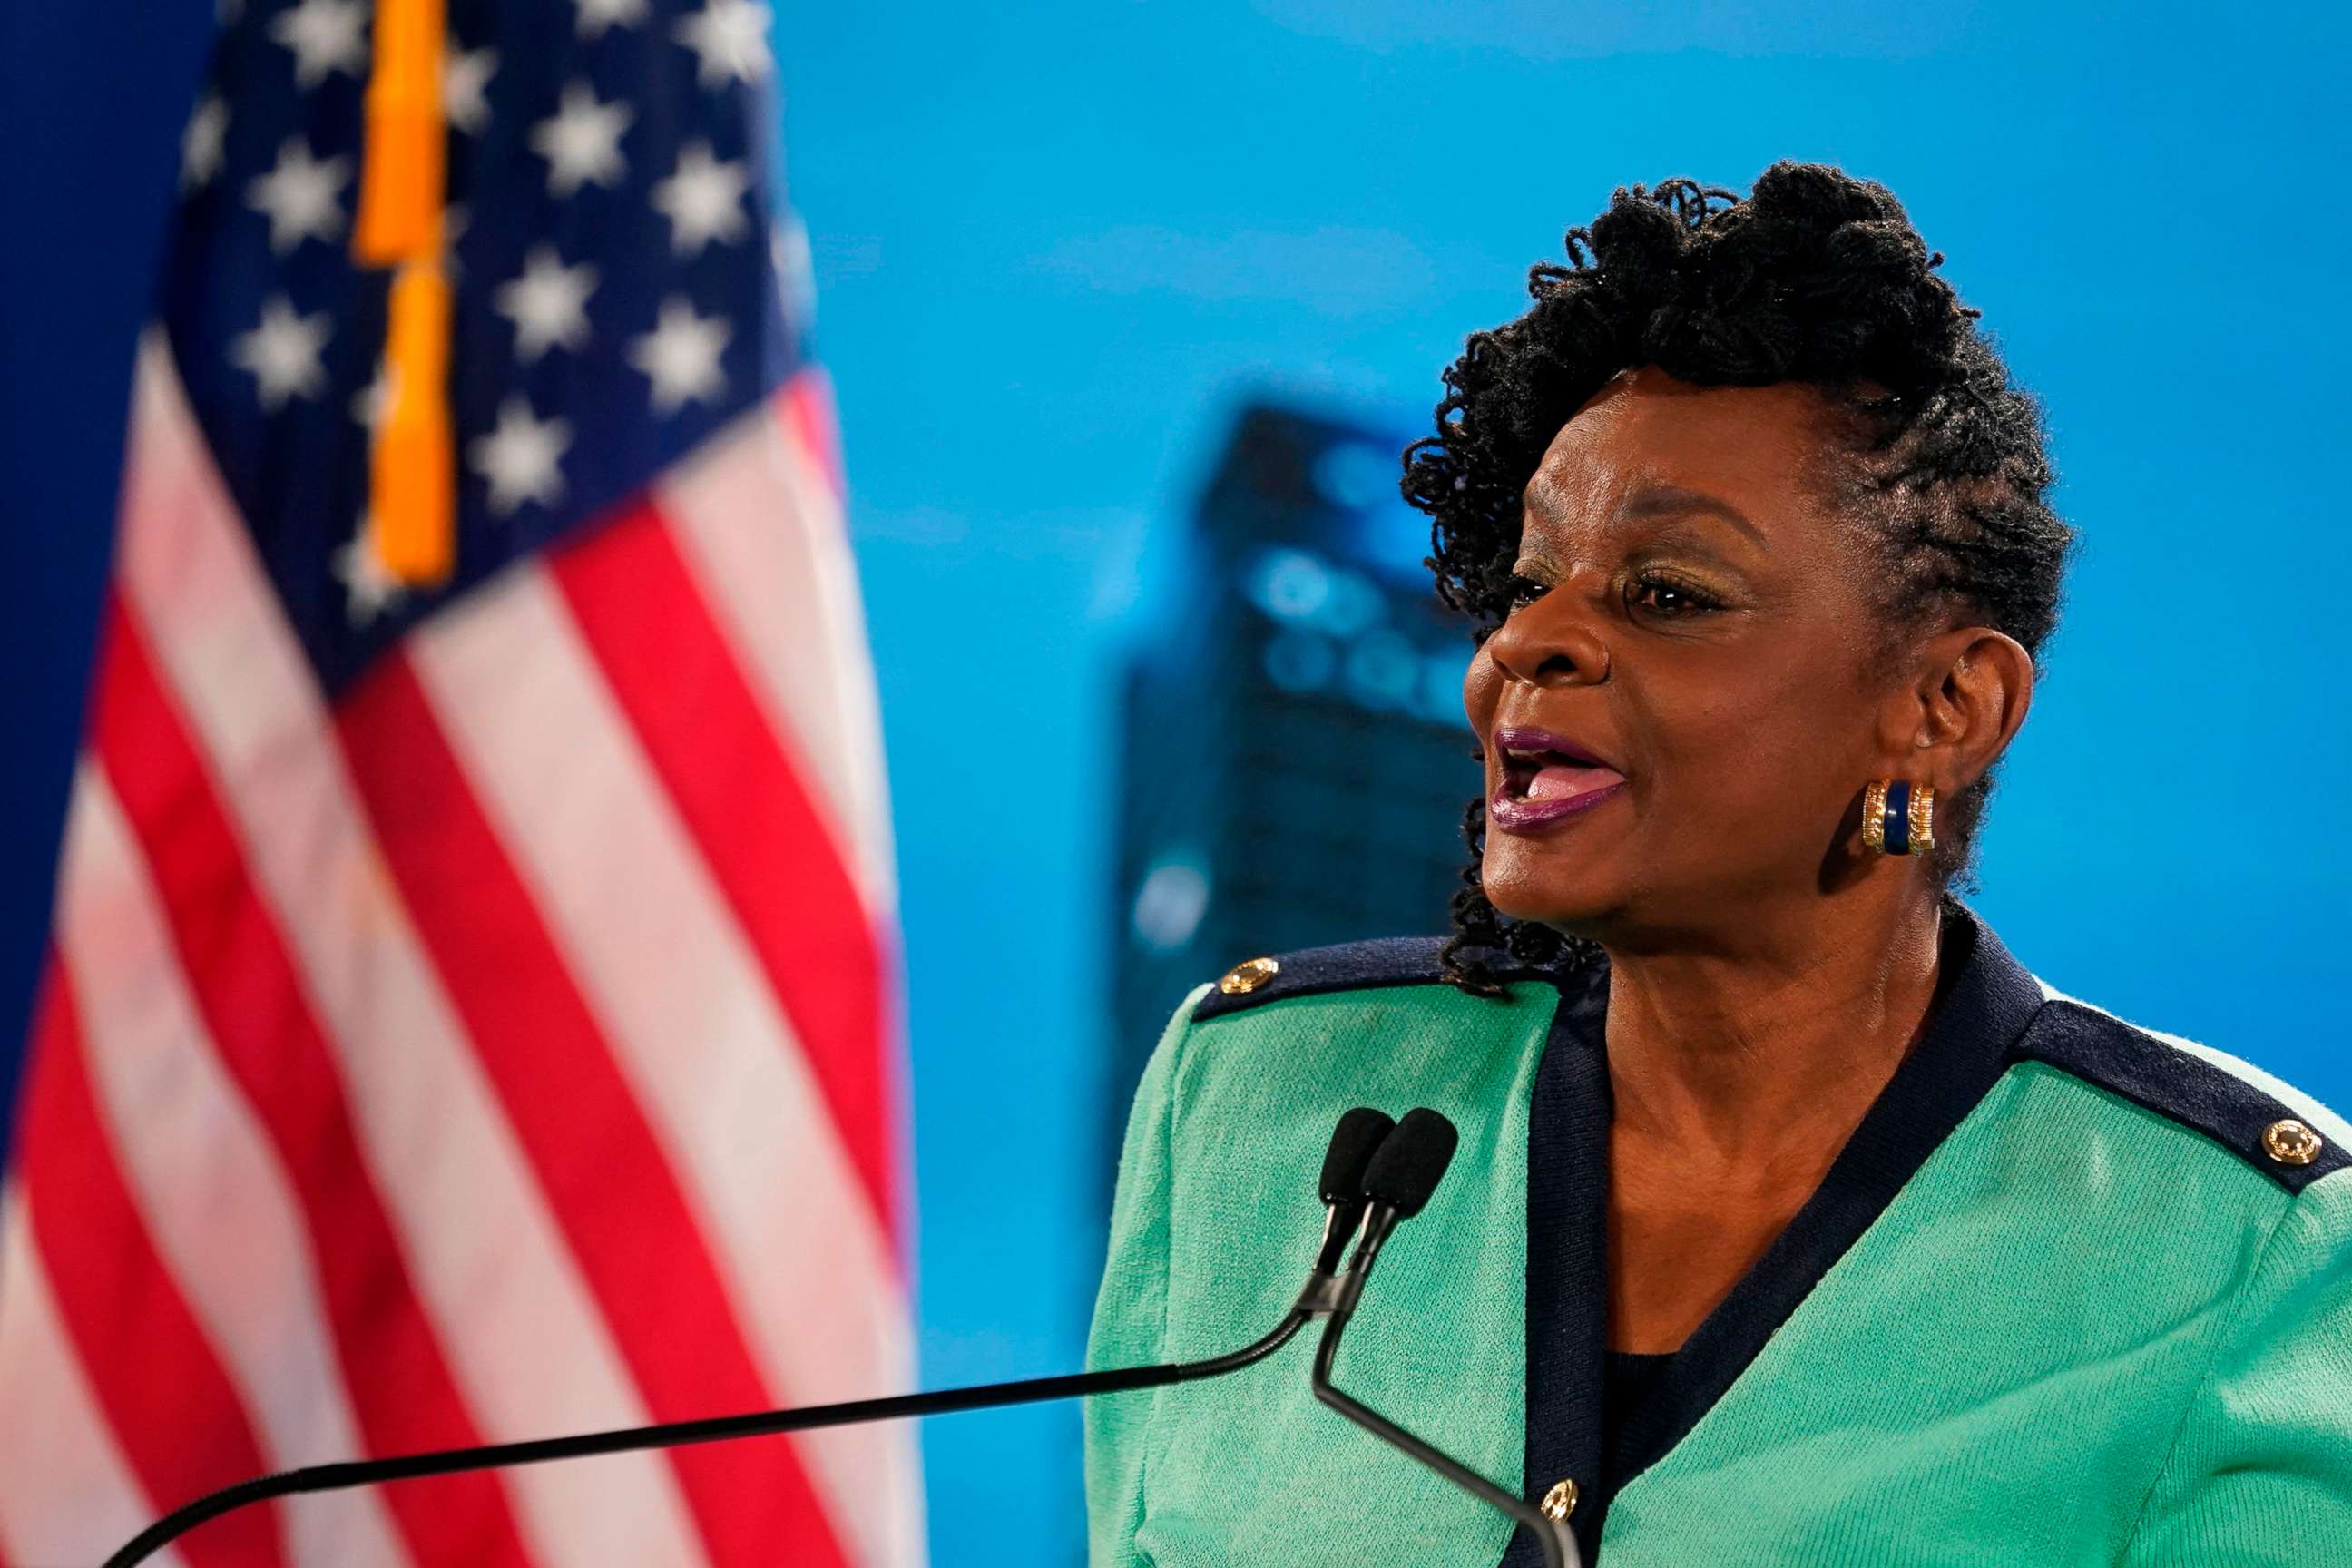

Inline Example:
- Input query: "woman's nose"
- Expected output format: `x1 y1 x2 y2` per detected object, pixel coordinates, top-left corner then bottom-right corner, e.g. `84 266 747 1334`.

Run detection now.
1485 589 1611 689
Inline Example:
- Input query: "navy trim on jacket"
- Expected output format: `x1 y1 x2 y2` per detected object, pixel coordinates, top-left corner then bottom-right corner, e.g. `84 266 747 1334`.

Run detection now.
1507 894 2048 1563
1188 936 1569 1023
2017 1000 2350 1193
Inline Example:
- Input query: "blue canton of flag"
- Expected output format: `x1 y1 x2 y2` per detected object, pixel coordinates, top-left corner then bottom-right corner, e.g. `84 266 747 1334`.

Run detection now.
169 0 809 696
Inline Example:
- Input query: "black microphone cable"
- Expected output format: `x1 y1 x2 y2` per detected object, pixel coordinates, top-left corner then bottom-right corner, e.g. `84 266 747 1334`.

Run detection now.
105 1106 1402 1568
1309 1107 1584 1568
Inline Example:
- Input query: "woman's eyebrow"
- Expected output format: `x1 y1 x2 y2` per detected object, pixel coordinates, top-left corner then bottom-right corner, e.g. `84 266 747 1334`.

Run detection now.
1526 475 1769 552
1617 483 1768 549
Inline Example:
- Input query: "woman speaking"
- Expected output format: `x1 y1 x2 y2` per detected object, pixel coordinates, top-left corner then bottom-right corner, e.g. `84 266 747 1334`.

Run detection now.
1083 162 2352 1563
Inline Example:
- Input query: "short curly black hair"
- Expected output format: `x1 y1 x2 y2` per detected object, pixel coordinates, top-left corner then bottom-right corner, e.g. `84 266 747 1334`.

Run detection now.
1402 162 2079 996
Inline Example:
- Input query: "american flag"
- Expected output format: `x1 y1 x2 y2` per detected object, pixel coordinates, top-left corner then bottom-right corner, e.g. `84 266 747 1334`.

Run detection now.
0 1 923 1564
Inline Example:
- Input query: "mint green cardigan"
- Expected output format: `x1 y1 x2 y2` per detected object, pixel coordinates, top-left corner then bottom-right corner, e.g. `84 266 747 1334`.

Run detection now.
1083 899 2352 1564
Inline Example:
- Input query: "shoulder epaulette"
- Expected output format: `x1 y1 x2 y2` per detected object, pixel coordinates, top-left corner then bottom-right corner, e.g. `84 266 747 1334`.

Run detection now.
1190 936 1581 1023
2019 993 2352 1195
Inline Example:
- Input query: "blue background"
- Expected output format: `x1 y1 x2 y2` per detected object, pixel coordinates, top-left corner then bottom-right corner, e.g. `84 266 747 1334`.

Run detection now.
4 4 2346 1563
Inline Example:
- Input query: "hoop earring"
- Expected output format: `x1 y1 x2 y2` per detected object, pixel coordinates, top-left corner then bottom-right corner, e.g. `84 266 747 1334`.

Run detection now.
1861 778 1936 856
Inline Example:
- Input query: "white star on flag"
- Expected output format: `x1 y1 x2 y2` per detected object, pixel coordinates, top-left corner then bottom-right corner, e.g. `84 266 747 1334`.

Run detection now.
246 138 349 253
436 201 473 282
651 142 751 256
469 396 574 513
675 0 773 88
269 0 369 88
629 297 732 411
332 525 407 624
495 246 599 361
230 296 331 409
181 95 229 190
443 46 499 136
573 0 650 38
351 361 394 432
530 82 635 198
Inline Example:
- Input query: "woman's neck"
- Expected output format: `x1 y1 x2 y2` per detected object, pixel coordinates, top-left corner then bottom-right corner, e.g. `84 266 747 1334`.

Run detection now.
1599 888 1947 1170
1595 887 1952 1353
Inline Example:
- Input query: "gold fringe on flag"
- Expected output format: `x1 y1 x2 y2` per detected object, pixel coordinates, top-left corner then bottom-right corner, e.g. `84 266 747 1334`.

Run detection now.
353 0 454 586
370 235 456 583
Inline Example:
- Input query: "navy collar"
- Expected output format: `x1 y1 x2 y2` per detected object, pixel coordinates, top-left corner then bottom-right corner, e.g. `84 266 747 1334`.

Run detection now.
1507 895 2050 1563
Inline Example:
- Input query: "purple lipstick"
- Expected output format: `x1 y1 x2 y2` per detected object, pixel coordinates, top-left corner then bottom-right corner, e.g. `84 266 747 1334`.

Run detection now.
1487 726 1629 834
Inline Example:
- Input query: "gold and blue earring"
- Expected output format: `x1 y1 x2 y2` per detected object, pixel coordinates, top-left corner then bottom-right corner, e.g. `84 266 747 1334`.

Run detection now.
1862 778 1936 856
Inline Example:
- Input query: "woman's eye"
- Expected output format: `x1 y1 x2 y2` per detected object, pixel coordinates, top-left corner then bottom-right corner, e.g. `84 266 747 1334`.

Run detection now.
1504 573 1550 612
1625 572 1722 617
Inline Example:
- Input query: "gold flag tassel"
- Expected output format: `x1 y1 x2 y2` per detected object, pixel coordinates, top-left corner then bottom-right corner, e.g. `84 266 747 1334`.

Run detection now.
353 0 454 587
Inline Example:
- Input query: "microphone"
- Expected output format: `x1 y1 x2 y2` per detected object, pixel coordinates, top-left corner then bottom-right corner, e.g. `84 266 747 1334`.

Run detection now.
1310 1108 1583 1568
1298 1104 1395 1300
105 1108 1396 1568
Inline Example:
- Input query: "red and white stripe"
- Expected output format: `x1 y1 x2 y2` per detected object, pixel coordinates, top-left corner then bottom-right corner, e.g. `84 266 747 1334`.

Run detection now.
0 338 923 1567
0 1182 193 1568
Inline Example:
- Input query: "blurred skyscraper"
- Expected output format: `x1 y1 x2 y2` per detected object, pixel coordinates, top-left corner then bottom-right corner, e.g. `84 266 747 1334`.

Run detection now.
1103 400 1479 1135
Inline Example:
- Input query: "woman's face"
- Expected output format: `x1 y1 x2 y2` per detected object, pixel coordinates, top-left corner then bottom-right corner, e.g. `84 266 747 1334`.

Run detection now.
1462 363 1940 944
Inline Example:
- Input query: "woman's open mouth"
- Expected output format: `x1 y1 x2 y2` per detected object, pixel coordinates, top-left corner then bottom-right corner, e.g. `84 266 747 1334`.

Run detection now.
1488 726 1629 834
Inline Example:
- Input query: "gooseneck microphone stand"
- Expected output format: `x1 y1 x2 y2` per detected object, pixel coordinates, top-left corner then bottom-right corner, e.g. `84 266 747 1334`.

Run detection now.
107 1108 1404 1568
1308 1108 1584 1568
111 1105 1581 1568
106 1318 1307 1567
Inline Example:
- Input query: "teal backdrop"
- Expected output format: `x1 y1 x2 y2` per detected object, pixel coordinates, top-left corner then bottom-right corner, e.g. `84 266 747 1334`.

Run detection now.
3 4 2345 1563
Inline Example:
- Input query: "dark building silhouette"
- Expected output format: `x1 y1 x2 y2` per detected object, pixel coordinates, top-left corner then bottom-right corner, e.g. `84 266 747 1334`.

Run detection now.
1102 399 1482 1135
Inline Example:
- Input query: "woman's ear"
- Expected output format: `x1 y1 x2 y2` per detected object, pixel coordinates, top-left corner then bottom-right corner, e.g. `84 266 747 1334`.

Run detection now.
1901 626 2034 794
